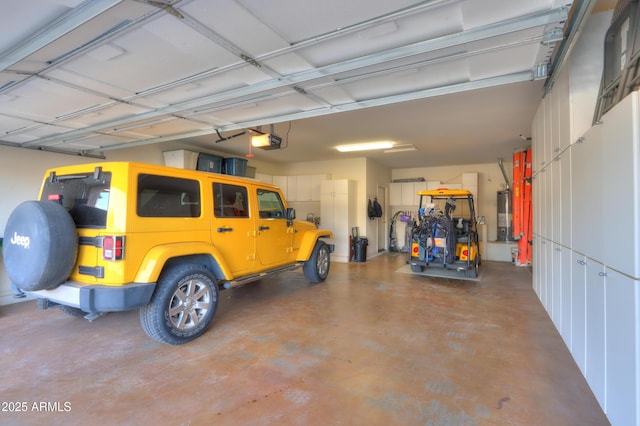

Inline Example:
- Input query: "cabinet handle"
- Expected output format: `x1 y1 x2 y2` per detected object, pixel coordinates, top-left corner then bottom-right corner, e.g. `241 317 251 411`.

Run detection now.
598 272 607 277
576 137 585 144
577 260 586 265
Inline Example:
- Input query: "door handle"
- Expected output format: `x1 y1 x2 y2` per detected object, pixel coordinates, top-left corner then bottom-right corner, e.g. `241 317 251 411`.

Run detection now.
217 227 233 233
258 226 270 231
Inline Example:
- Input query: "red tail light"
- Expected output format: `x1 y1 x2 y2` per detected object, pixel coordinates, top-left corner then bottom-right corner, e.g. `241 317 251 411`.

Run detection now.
102 236 124 260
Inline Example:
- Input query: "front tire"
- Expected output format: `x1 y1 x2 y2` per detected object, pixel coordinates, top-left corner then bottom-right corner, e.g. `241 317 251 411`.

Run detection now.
303 241 330 283
140 265 219 345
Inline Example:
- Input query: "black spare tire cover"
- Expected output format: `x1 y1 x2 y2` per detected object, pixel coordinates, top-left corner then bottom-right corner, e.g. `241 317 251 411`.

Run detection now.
2 200 78 291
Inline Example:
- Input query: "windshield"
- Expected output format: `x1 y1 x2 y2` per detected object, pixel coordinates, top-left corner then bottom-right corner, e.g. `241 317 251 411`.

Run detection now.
41 171 112 228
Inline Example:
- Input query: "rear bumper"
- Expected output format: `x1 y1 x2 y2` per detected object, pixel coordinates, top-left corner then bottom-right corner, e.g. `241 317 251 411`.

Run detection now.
28 281 156 314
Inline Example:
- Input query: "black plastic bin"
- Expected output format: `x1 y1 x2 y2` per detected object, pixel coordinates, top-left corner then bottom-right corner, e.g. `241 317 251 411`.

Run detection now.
352 237 368 262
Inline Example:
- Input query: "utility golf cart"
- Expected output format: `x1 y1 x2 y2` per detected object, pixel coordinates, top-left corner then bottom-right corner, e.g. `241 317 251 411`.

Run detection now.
408 189 481 279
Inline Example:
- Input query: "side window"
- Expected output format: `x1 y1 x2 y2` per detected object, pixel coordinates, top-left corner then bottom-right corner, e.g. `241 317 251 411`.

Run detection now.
213 183 249 218
257 189 285 219
137 174 201 218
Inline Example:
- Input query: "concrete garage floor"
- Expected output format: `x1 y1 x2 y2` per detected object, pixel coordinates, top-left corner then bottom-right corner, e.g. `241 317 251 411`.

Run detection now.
1 254 608 426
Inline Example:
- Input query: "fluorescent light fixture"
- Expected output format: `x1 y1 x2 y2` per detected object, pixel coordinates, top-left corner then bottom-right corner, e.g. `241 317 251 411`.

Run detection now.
336 141 394 152
251 133 282 150
384 144 416 153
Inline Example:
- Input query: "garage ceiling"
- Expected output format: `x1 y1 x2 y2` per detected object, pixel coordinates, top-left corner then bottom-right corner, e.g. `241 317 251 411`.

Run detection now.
0 0 607 168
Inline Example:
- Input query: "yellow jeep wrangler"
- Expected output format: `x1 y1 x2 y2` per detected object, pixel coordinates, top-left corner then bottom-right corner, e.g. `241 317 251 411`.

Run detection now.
2 162 333 344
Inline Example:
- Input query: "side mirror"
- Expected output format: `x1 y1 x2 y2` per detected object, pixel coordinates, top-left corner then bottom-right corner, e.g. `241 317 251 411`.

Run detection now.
286 208 296 226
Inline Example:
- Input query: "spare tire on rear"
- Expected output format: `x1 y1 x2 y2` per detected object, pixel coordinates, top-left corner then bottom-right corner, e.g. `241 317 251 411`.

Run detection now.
2 200 78 291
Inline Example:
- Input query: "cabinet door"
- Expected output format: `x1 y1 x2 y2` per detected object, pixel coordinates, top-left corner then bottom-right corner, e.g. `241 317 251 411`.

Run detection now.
605 268 639 425
389 182 402 206
532 234 541 298
538 167 548 240
413 182 427 205
601 92 640 278
310 174 327 201
287 176 298 201
401 183 416 205
585 259 605 408
571 251 587 375
333 190 350 259
556 68 572 152
560 246 572 347
540 239 550 309
273 176 288 199
296 175 311 201
551 243 562 330
551 157 562 243
560 150 572 247
571 124 603 259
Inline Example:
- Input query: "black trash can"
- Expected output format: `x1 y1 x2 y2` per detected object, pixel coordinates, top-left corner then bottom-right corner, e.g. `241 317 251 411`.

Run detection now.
353 237 368 262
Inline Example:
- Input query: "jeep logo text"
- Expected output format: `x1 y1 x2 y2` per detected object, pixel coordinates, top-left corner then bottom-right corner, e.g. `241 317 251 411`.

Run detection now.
10 232 30 249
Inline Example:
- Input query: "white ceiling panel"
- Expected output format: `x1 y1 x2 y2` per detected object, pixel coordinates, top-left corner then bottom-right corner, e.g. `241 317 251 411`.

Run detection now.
467 43 541 80
55 102 154 128
181 0 290 57
461 0 553 29
109 117 212 138
261 53 317 77
45 133 136 150
339 58 471 101
290 3 464 67
1 122 74 143
61 20 239 93
236 0 420 43
10 1 152 71
0 78 106 122
0 0 71 54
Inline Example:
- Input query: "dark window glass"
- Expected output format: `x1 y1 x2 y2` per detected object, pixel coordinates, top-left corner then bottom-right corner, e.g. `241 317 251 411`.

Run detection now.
137 174 201 218
257 189 285 219
213 183 249 218
41 171 112 228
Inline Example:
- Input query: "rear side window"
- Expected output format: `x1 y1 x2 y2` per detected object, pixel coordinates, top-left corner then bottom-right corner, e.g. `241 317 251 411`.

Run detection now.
137 174 201 218
213 183 249 218
41 171 112 229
